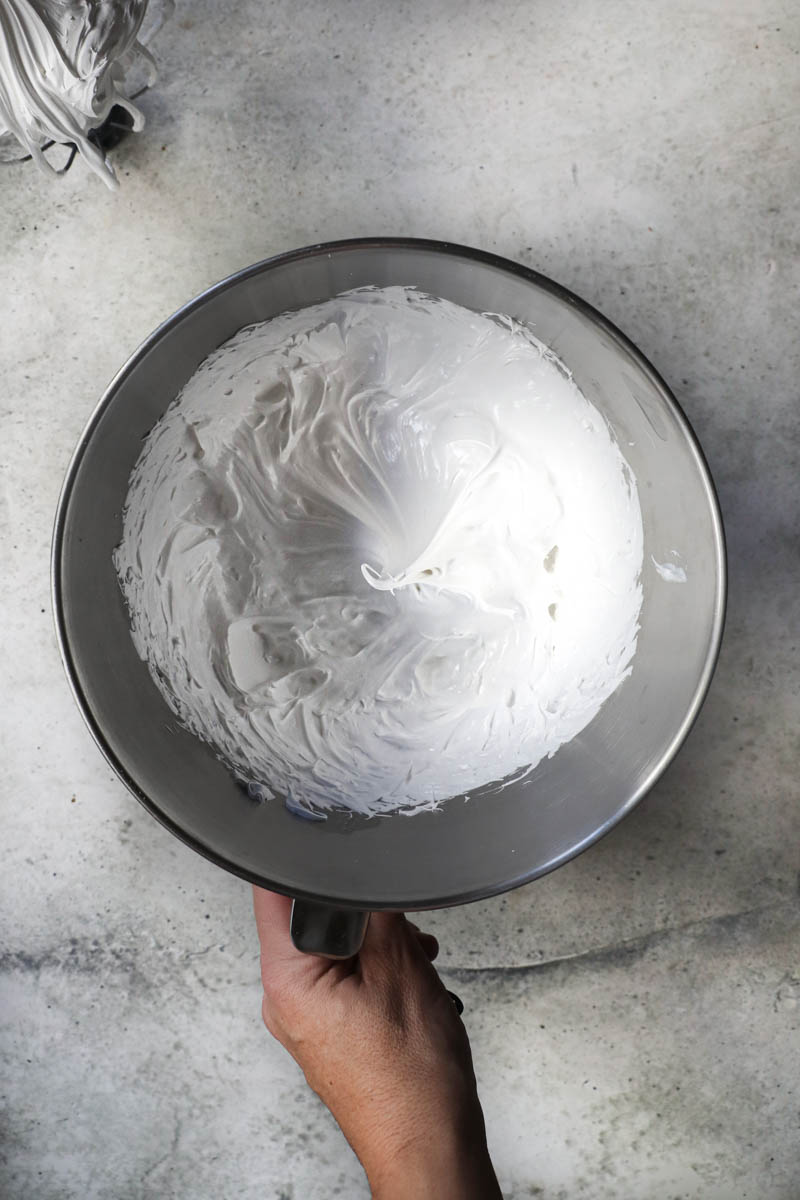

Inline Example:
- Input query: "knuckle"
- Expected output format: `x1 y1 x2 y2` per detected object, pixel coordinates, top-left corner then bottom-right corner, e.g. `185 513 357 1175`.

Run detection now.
260 960 304 1021
261 994 278 1034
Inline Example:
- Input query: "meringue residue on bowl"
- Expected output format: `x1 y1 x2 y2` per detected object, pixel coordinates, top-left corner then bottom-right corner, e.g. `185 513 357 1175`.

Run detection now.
114 287 643 817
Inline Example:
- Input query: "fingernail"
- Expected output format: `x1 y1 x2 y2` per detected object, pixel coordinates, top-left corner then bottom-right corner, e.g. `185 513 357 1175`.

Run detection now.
446 990 464 1015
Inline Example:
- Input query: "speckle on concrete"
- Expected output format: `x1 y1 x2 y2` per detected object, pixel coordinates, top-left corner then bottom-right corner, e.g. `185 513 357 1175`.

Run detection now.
2 0 800 1197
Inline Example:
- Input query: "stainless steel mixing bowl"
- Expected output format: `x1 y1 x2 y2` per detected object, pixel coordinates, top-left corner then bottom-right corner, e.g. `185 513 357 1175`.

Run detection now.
53 239 726 953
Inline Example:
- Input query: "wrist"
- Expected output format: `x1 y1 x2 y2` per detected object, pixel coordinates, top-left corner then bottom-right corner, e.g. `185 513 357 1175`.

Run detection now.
363 1106 501 1200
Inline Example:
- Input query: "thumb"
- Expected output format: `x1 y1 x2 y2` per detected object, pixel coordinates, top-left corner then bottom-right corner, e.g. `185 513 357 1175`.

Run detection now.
252 886 295 962
252 887 334 992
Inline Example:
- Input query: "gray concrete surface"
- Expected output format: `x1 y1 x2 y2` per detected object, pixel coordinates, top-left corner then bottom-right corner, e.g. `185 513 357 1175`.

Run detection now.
2 1 799 1196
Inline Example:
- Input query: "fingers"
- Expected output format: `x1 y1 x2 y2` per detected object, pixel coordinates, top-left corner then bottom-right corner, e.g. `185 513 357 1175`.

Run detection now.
360 910 406 956
415 931 440 962
407 920 439 962
253 892 440 971
361 913 440 967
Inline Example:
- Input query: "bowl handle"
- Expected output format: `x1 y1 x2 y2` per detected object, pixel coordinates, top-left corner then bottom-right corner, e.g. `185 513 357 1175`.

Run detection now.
290 899 370 958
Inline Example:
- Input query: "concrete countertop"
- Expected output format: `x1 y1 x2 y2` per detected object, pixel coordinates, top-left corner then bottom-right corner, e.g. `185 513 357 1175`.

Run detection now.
2 1 799 1196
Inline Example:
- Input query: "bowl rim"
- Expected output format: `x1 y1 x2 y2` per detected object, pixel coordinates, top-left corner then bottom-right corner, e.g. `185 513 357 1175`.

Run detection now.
51 236 728 910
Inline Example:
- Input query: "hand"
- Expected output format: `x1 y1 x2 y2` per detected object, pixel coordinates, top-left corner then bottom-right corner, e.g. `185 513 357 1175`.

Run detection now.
253 888 502 1199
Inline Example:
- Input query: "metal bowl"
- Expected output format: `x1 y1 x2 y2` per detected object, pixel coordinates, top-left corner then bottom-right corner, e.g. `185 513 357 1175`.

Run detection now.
53 238 726 924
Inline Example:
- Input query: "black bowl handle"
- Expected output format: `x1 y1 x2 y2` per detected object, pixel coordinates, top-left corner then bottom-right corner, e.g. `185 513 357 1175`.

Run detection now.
290 899 370 958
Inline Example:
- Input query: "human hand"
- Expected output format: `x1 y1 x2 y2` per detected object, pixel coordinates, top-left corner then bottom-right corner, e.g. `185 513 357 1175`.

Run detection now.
253 888 502 1199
